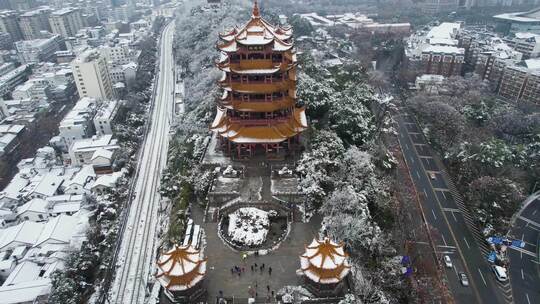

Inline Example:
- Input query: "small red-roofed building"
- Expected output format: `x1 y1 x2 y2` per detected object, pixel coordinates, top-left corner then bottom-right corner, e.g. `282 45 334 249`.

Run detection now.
299 237 351 297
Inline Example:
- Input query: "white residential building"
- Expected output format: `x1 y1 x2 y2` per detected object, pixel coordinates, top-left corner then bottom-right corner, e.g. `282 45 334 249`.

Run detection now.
99 44 132 65
16 198 49 222
49 7 84 38
58 97 98 149
12 80 51 102
94 100 118 136
15 35 62 64
69 134 119 166
64 165 96 195
72 49 115 100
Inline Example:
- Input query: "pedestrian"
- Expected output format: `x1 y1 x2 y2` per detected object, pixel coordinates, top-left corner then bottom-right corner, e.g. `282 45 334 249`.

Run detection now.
268 267 272 276
251 265 254 272
241 267 245 272
237 271 241 277
271 290 275 297
260 265 263 273
219 290 223 297
254 263 258 268
231 268 234 275
262 263 265 269
266 285 270 292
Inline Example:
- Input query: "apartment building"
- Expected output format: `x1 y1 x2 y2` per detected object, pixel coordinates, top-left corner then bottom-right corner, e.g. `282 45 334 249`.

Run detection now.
405 22 465 77
15 35 62 64
71 49 115 100
93 100 118 136
58 97 98 148
419 0 459 14
48 7 84 38
99 44 132 65
0 10 23 42
19 7 52 40
0 31 11 49
498 59 540 103
503 33 540 59
421 46 465 76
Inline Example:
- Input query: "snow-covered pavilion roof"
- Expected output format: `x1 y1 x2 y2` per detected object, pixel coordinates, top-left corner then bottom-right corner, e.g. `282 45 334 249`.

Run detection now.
156 244 207 291
211 107 307 144
299 237 351 284
217 1 293 53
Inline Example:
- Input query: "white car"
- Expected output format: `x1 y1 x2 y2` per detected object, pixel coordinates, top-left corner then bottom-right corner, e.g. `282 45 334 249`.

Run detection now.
459 272 469 286
443 255 453 268
492 265 508 282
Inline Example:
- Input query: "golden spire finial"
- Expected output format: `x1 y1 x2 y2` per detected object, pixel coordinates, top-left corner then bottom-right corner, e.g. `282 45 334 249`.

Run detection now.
253 0 260 17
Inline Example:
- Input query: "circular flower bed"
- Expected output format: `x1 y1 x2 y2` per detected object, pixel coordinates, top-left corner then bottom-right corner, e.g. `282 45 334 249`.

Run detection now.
227 207 270 247
219 206 288 251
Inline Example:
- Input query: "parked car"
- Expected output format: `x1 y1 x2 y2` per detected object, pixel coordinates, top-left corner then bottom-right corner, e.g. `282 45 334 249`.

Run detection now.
429 172 436 180
443 255 453 268
492 265 508 282
459 272 469 286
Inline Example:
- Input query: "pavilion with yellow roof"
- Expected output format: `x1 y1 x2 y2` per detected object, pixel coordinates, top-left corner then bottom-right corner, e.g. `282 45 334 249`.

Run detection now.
299 237 352 297
211 0 307 159
156 244 207 302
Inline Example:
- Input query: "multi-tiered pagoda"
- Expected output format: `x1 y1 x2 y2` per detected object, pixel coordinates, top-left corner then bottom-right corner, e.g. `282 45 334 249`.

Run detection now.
299 238 351 297
211 1 307 159
156 244 207 303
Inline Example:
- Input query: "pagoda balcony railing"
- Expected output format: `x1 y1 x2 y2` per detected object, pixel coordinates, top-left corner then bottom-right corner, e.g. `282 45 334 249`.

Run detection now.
229 117 290 125
227 96 287 103
228 58 294 68
227 78 287 84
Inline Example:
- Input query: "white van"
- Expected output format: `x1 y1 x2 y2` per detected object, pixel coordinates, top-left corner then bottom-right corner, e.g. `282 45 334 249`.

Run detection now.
492 265 508 282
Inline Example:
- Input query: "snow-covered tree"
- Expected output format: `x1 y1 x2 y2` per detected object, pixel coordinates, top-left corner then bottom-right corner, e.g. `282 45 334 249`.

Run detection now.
297 70 336 119
466 176 524 233
329 93 375 146
297 130 345 207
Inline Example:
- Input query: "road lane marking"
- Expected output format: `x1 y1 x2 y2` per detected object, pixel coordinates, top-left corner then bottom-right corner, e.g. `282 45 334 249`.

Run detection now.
526 293 531 304
478 268 487 286
521 268 524 280
464 237 470 249
519 216 540 229
443 208 460 212
416 171 421 179
423 189 428 198
405 143 408 150
432 209 437 220
533 209 537 215
509 246 536 257
441 234 448 246
452 212 457 222
453 265 458 277
441 191 447 199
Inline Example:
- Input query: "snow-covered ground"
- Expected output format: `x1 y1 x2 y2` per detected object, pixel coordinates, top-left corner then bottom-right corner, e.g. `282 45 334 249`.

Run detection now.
109 21 177 304
228 207 270 246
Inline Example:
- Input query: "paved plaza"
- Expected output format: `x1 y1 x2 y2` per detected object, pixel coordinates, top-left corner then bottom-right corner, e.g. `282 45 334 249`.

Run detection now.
192 205 321 302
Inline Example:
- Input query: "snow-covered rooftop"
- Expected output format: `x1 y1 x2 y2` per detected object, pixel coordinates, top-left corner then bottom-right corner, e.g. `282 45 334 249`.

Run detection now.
525 58 540 70
35 214 78 247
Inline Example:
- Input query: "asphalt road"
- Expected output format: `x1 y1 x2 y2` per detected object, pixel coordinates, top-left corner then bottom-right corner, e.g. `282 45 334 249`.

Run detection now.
394 111 510 304
110 21 176 303
508 196 540 304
